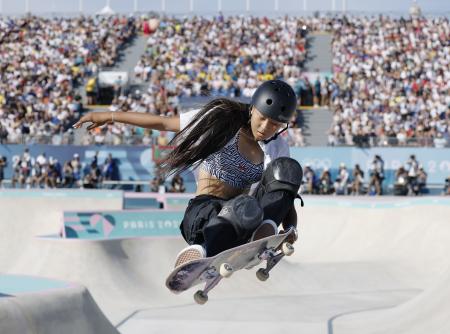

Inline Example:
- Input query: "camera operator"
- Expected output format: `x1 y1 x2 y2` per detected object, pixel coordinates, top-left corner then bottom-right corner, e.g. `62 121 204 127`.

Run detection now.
405 155 420 195
368 155 384 195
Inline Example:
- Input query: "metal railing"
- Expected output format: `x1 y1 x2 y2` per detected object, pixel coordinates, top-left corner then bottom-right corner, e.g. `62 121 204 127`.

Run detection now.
0 179 196 193
2 131 448 149
1 179 448 196
0 134 76 145
329 136 449 148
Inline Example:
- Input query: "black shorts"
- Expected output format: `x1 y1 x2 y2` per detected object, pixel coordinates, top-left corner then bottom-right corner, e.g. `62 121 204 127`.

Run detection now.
180 194 225 245
179 187 295 247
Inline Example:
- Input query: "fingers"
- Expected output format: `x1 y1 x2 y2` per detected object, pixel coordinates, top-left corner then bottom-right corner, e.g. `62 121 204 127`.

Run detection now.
72 114 90 129
72 120 83 129
86 123 101 131
73 113 108 132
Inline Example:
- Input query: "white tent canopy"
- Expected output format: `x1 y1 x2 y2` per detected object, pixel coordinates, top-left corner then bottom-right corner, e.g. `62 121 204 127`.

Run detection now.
98 71 128 88
97 5 115 15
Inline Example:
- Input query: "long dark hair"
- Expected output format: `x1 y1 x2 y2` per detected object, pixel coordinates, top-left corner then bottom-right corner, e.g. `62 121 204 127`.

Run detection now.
160 98 250 176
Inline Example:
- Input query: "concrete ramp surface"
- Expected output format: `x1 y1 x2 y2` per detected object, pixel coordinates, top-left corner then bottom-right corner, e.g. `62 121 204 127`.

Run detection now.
0 191 450 333
0 280 119 334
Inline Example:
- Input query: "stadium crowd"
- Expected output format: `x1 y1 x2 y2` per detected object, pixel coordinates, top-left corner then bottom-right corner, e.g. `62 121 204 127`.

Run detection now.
82 15 310 146
135 15 307 100
327 16 450 148
0 15 138 145
0 14 449 150
109 15 450 149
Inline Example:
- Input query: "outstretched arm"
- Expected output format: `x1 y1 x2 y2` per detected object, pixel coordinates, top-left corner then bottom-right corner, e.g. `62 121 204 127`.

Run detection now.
73 111 180 132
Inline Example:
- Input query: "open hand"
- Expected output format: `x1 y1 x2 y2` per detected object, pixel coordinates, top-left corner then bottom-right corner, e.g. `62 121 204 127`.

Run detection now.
72 112 112 130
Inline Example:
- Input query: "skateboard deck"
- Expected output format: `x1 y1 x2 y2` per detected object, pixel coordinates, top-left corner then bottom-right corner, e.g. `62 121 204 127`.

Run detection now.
165 227 295 304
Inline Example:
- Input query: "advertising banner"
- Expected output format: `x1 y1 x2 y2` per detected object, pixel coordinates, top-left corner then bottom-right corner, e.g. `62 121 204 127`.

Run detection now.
63 210 184 239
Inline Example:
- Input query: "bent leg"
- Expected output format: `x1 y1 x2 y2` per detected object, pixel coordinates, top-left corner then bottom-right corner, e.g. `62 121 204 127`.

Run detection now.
253 157 303 227
203 195 263 256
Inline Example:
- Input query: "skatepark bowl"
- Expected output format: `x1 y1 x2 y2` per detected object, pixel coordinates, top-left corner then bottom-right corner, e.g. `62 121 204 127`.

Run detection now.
1 189 450 334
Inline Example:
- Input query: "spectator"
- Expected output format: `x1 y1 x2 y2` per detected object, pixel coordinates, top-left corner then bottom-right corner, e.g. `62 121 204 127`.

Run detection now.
0 155 6 188
334 163 350 195
82 162 102 189
444 176 450 195
313 77 321 107
46 157 61 188
90 160 102 188
302 164 317 194
368 155 384 195
11 156 22 188
321 77 331 106
11 149 33 189
405 155 420 195
416 166 428 195
85 77 97 105
287 127 305 147
113 76 123 99
318 167 333 195
103 153 118 182
150 175 166 193
30 156 46 189
351 164 365 195
170 174 186 193
63 161 75 188
71 154 82 186
0 125 7 144
394 166 409 196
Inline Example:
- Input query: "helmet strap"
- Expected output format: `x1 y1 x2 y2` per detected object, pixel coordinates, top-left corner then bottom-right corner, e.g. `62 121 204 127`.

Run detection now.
262 125 288 144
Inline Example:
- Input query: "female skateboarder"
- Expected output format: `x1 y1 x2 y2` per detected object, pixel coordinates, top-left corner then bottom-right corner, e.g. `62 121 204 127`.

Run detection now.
73 80 303 267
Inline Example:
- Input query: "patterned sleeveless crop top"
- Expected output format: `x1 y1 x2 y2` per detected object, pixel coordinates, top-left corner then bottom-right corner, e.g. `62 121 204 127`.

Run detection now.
201 131 264 189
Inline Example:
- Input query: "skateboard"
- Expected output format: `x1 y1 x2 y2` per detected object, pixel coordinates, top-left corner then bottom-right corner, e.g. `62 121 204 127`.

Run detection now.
165 227 295 304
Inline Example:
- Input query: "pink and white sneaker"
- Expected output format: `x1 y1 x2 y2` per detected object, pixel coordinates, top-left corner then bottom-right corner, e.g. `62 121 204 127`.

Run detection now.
174 244 207 268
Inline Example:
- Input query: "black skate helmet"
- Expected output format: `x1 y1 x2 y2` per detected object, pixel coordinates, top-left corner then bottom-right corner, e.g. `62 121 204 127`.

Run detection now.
251 80 297 123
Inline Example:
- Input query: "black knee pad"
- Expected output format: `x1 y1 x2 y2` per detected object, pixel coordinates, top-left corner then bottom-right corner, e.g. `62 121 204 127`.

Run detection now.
217 194 263 238
261 157 303 196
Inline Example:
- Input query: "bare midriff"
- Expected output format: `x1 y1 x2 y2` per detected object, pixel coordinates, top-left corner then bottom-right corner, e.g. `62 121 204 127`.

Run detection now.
196 168 249 199
195 128 264 200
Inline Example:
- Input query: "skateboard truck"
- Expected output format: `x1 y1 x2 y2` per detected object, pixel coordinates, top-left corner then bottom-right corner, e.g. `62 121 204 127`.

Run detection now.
194 263 233 305
195 242 294 303
256 242 294 281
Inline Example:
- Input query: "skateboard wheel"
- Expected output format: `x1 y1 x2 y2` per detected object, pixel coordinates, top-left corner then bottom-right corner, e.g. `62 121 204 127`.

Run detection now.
219 263 233 278
194 290 208 305
256 268 269 281
282 242 294 256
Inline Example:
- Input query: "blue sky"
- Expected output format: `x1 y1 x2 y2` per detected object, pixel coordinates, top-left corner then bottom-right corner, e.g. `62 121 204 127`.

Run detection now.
0 0 448 15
